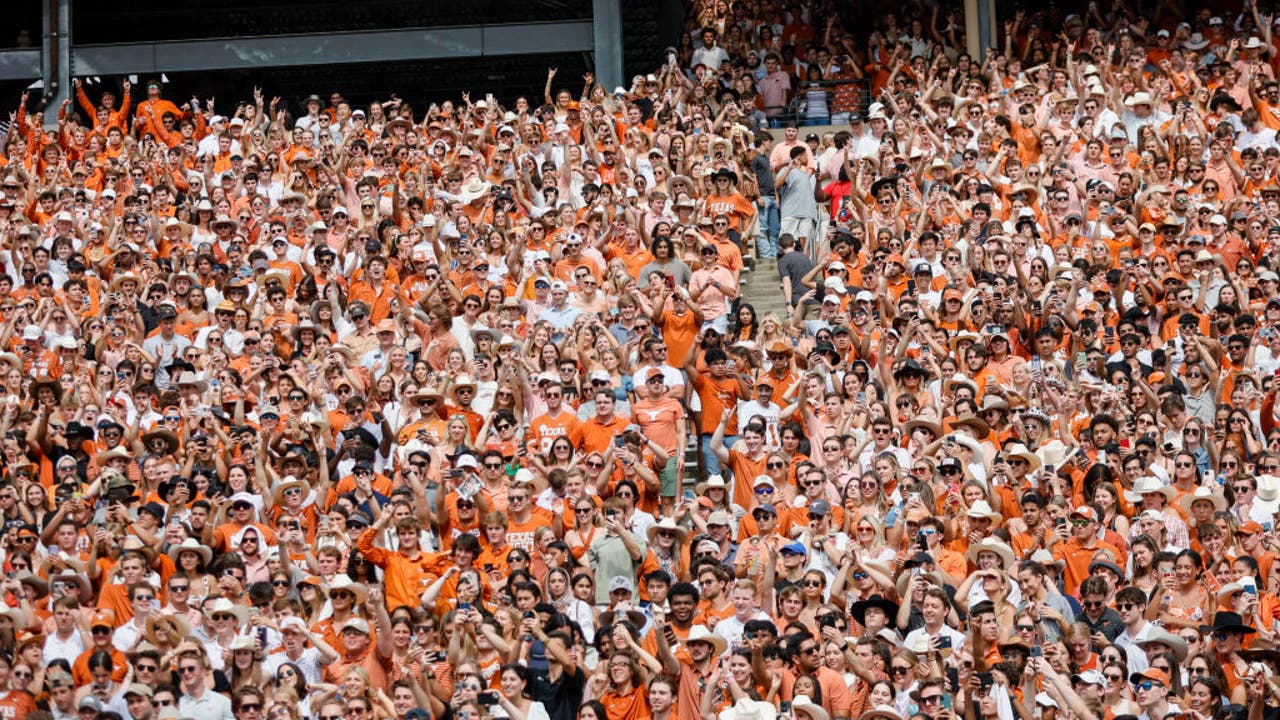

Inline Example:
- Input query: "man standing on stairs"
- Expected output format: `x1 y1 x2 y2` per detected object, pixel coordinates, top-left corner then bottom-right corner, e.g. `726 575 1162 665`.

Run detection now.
776 146 820 259
777 234 814 307
746 134 779 260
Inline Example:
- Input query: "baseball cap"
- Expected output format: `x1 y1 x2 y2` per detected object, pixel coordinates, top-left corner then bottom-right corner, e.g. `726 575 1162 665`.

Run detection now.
808 500 832 516
779 541 807 556
1070 505 1098 521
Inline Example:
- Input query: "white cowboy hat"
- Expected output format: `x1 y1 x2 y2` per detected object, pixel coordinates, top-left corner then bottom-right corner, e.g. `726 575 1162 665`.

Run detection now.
695 474 730 495
1035 440 1077 469
328 574 370 605
1124 476 1176 503
1004 443 1042 472
1256 475 1280 513
202 597 249 625
166 537 212 566
859 706 903 720
719 698 778 720
646 517 689 545
459 178 492 204
1124 92 1154 107
792 696 831 720
1179 486 1227 515
966 500 1002 524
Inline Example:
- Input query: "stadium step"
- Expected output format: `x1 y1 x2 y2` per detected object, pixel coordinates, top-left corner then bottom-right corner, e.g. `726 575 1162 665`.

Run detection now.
742 258 790 319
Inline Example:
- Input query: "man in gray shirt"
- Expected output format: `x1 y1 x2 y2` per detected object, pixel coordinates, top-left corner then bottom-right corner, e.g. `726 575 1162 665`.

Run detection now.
777 234 813 307
776 145 820 257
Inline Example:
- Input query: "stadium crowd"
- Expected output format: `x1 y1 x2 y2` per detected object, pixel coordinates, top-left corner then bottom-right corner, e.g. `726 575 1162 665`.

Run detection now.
4 3 1280 720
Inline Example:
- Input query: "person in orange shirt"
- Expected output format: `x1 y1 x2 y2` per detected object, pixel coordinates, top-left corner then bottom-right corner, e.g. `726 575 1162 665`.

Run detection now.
686 339 750 480
355 513 435 612
1051 505 1122 597
701 169 758 236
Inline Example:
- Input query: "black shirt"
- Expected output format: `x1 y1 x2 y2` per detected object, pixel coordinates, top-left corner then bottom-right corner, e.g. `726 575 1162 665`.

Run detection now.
530 662 585 720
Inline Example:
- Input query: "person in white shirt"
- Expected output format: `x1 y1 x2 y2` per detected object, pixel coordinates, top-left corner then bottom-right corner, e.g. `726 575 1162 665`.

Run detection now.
711 580 771 646
1113 585 1153 673
692 28 730 71
737 378 782 449
902 585 967 653
111 584 158 652
261 616 340 685
178 650 235 720
42 597 88 666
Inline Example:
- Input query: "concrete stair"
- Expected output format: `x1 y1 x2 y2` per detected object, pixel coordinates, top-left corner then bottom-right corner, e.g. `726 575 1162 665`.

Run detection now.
742 257 790 320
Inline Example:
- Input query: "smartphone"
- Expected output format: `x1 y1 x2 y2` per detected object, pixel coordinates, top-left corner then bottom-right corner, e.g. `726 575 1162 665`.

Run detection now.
780 702 793 715
1029 645 1043 658
1244 580 1258 596
936 635 952 650
477 691 500 706
683 489 695 502
1055 517 1067 529
1075 351 1087 364
613 435 626 448
1104 326 1115 343
1043 464 1056 477
977 672 994 687
1030 299 1042 313
941 694 953 711
459 601 471 611
1097 450 1107 465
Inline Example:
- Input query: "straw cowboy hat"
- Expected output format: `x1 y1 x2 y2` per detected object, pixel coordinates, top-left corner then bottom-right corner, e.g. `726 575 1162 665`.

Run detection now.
903 418 943 437
145 613 191 647
646 517 689 545
173 371 207 392
141 428 180 455
1137 627 1188 663
1179 486 1227 515
50 568 91 601
167 537 213 566
967 537 1016 569
695 474 730 496
29 377 62 403
684 624 728 655
328 574 370 604
202 597 250 625
951 413 990 438
859 706 903 720
272 476 309 505
1003 443 1042 472
1124 476 1176 503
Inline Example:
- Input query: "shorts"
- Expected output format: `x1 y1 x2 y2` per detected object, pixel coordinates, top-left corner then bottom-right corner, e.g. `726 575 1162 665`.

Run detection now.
658 459 679 497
